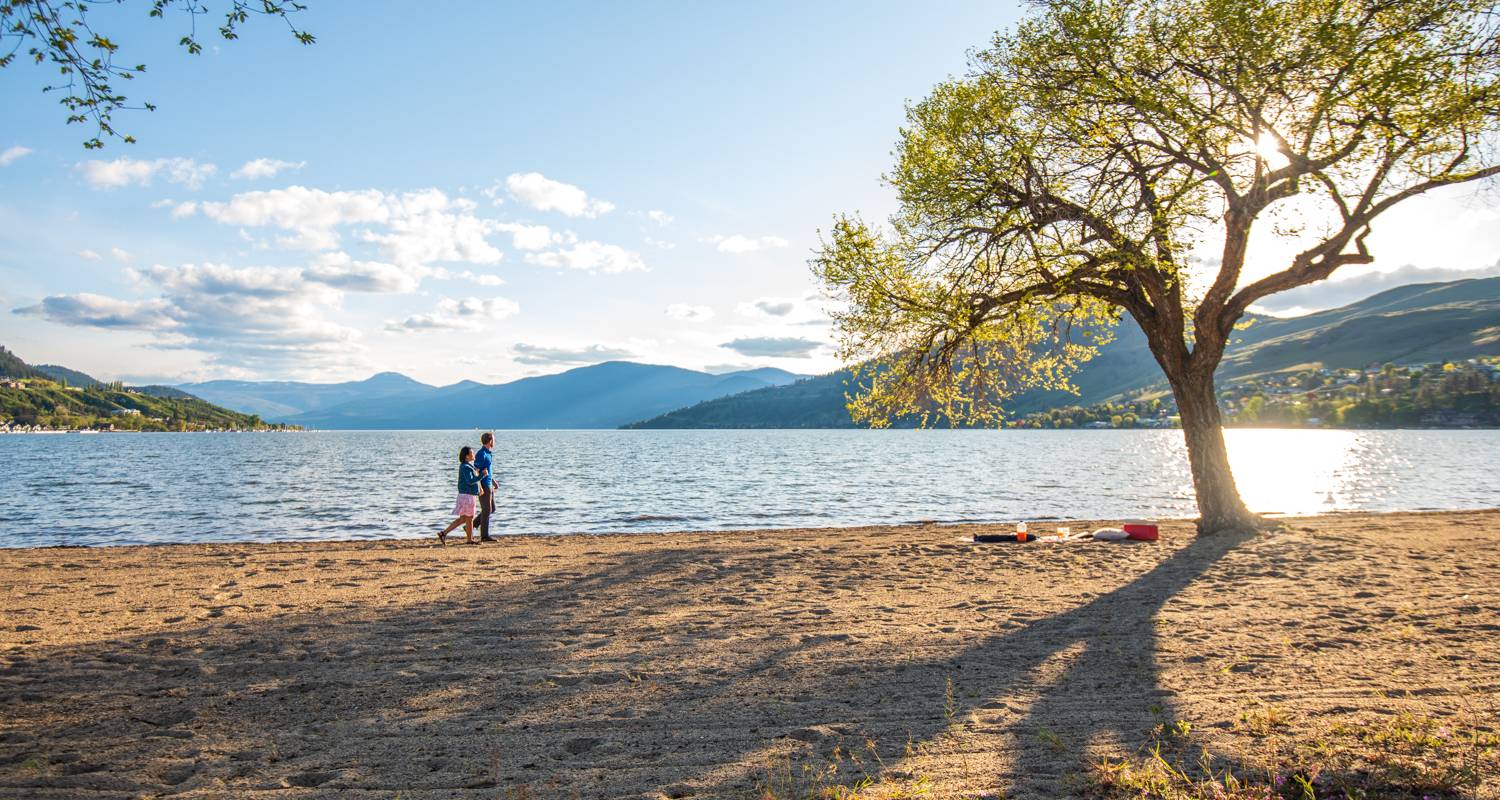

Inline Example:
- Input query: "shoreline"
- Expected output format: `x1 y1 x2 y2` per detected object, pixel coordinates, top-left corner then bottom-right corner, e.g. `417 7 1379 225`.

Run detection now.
3 509 1497 798
3 506 1499 551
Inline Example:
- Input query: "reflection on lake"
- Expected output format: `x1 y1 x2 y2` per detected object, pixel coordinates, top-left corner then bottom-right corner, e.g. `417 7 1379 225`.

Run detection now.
0 428 1495 547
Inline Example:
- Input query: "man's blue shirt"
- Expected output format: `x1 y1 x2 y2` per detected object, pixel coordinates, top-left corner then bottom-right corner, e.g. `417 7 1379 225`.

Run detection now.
474 446 495 488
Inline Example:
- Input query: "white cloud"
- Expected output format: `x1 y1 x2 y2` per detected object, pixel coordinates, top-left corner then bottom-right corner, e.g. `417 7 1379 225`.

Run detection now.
734 293 828 324
446 296 519 319
230 158 307 180
170 201 198 219
647 209 673 225
304 252 420 294
481 182 507 206
386 296 519 333
525 239 646 273
440 269 506 287
202 186 390 229
14 262 361 373
510 342 635 366
110 247 131 262
199 186 504 269
362 191 503 268
711 234 790 254
720 336 824 358
77 249 101 261
138 262 309 298
275 227 342 251
493 222 556 250
737 297 796 317
666 303 715 322
15 293 177 330
0 146 33 167
645 236 676 250
79 157 217 189
505 172 615 218
200 186 389 250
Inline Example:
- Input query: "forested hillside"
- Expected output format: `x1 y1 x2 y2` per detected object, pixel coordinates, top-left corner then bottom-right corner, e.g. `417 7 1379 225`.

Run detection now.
0 347 289 432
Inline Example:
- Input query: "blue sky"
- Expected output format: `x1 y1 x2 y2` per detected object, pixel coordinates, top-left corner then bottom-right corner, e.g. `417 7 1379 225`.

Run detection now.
2 1 1497 385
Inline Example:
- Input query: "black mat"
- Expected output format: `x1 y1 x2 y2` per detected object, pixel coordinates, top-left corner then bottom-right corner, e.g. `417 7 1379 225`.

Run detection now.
972 532 1037 543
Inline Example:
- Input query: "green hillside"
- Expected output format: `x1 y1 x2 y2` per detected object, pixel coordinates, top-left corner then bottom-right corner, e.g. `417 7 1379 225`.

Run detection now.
0 346 44 381
0 347 290 432
33 363 101 388
626 277 1500 429
623 370 865 429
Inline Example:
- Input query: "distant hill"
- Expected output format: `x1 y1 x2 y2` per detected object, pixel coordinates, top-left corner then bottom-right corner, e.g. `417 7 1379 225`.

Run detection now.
0 346 45 381
0 347 282 431
626 277 1500 429
180 363 806 429
624 371 864 429
181 371 435 420
32 364 100 388
135 385 198 400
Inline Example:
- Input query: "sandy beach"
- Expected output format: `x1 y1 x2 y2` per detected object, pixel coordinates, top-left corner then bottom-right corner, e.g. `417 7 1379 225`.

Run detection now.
2 510 1497 799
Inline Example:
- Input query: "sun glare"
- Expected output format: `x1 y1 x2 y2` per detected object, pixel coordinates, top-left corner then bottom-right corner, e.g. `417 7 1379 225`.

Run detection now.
1225 429 1363 514
1254 132 1290 169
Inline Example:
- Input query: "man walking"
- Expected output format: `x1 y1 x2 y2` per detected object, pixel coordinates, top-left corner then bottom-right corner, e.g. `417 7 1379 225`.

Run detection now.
473 431 497 542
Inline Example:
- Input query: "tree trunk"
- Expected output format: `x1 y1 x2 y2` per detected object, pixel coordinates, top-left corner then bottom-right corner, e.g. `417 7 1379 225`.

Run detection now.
1166 367 1259 534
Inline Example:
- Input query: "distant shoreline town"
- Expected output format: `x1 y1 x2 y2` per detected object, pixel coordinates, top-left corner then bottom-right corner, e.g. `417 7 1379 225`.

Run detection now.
1011 357 1500 430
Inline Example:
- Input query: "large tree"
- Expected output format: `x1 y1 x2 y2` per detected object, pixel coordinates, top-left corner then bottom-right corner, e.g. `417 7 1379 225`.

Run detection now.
814 0 1500 533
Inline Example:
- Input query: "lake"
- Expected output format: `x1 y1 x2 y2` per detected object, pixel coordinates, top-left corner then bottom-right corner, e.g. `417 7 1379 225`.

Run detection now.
0 428 1496 547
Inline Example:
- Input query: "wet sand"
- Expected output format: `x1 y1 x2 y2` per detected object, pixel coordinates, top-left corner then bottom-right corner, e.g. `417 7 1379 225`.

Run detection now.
1 510 1497 798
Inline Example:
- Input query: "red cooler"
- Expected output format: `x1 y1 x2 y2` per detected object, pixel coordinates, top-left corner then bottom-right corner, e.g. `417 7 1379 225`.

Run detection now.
1122 520 1159 541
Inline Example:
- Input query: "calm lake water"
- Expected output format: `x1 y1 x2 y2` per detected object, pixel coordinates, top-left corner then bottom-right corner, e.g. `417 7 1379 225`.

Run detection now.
0 429 1496 547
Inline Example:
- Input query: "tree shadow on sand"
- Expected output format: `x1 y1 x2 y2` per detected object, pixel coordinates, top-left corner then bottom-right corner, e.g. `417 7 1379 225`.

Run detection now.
0 529 1253 799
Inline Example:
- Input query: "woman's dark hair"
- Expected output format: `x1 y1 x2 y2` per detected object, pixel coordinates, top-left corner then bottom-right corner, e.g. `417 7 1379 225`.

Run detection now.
458 446 473 463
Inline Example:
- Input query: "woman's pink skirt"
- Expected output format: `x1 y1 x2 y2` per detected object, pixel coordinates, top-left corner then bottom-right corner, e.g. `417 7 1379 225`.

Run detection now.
451 493 478 517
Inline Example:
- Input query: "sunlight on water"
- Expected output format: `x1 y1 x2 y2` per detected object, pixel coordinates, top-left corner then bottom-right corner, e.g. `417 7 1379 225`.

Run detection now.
1225 429 1366 515
1223 429 1495 516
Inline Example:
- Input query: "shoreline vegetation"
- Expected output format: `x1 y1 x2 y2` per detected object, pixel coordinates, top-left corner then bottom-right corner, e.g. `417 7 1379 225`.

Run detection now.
2 510 1496 798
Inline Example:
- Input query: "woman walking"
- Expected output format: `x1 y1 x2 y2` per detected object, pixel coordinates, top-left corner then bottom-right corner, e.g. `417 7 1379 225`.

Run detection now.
437 446 483 545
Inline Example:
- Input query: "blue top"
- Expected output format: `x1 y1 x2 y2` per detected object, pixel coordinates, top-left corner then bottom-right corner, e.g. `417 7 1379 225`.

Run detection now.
473 445 494 489
457 463 481 496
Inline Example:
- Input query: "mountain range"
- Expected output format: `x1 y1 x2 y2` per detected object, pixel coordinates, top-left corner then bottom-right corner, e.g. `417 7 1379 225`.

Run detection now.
180 364 805 429
0 275 1441 430
627 277 1500 428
